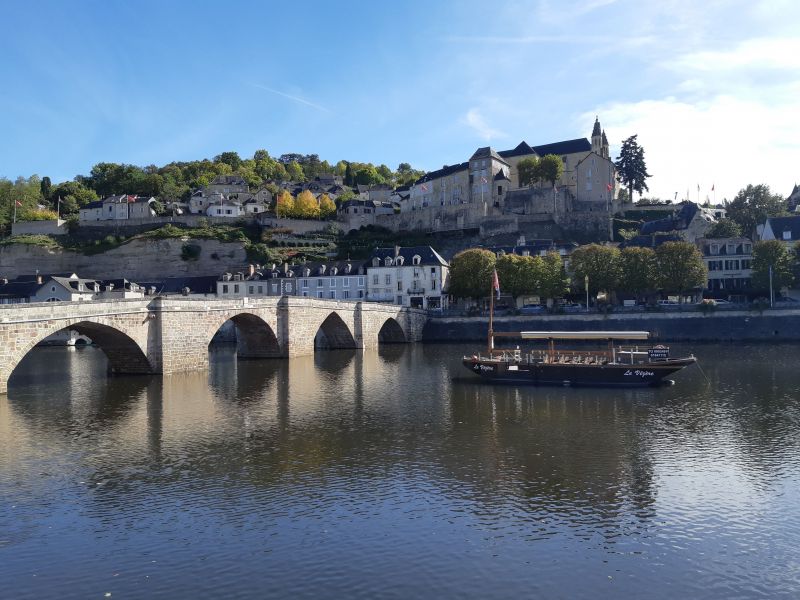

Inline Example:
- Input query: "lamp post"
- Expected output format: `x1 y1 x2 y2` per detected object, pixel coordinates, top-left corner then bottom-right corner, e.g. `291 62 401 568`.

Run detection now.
585 274 589 312
769 264 774 308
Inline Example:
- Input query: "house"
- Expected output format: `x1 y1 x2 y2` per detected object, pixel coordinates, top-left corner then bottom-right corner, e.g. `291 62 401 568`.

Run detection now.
696 237 753 297
206 175 249 195
338 199 397 231
366 246 449 309
78 195 157 222
217 261 368 301
206 200 244 218
0 273 145 303
760 215 800 249
631 202 716 246
136 275 219 297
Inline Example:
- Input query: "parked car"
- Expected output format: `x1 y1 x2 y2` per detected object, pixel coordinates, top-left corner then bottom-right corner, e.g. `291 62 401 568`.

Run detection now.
657 299 679 306
519 304 546 315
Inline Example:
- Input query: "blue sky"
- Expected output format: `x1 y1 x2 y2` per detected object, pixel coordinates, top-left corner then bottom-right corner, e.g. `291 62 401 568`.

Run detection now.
2 0 799 202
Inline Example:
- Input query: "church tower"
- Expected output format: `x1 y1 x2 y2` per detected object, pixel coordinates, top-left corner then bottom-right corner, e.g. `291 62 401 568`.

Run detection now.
601 129 609 159
591 116 602 154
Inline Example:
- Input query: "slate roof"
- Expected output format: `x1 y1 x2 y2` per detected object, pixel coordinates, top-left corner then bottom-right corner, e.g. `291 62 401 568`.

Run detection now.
368 246 448 267
494 170 510 181
766 215 800 240
488 241 578 256
592 117 601 137
532 138 591 156
137 276 219 295
210 175 248 186
82 200 104 209
498 141 535 159
0 280 41 299
469 147 511 165
413 162 469 185
640 202 699 235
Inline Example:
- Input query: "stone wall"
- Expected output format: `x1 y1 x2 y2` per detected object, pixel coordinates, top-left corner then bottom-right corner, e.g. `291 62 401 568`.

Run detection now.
11 220 68 236
423 309 800 343
0 238 247 280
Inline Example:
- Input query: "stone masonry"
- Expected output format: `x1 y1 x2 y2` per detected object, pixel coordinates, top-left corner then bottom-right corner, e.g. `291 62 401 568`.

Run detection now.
0 297 427 394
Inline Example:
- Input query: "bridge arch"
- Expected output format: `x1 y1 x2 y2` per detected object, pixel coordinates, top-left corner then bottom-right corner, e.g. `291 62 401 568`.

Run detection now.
5 319 153 391
208 312 282 359
378 317 407 344
315 312 357 350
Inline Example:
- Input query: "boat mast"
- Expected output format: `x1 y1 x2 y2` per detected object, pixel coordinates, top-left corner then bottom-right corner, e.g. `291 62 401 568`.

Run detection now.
487 274 494 355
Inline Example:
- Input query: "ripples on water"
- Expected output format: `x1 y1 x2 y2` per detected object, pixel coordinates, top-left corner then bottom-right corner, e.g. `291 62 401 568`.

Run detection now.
1 343 799 599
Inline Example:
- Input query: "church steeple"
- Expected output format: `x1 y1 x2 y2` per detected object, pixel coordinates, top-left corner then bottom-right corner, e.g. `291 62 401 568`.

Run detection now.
591 116 603 154
601 129 609 159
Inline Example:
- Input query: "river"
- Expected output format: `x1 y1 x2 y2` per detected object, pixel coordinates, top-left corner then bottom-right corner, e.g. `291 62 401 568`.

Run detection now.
1 342 799 599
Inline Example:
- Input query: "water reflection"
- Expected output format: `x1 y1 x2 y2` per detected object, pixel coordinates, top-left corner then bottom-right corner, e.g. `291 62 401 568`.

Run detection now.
1 343 800 599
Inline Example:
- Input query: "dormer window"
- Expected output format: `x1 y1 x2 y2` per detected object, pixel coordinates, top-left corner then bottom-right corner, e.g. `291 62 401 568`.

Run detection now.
396 256 404 266
783 230 792 240
372 257 380 267
331 267 338 276
710 243 720 255
384 257 392 266
412 255 421 265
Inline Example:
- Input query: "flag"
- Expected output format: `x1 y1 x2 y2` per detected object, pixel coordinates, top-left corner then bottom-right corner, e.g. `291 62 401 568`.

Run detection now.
606 183 612 192
492 269 500 299
126 194 136 202
480 176 488 184
15 200 22 207
697 184 700 192
553 183 559 194
711 184 715 192
421 183 429 192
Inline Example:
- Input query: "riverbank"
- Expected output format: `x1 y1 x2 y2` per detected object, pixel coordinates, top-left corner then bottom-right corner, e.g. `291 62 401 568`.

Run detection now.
423 308 800 342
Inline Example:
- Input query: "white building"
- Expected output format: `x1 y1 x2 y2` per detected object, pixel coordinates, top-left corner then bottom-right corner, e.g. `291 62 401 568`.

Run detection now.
366 246 449 309
696 237 753 298
78 195 157 222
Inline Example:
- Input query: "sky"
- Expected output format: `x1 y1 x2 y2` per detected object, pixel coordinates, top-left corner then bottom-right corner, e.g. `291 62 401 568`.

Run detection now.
1 0 799 203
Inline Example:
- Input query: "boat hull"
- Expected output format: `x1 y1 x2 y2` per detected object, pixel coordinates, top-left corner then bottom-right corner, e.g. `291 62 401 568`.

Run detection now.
462 357 696 388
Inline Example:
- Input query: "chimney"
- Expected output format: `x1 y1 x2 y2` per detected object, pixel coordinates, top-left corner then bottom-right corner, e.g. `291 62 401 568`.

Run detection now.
248 264 255 277
394 245 400 258
36 274 43 285
283 262 289 275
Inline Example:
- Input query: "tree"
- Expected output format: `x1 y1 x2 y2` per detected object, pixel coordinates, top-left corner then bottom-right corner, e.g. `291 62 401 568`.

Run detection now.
518 157 539 187
751 240 795 292
495 254 540 300
285 161 305 182
215 151 242 170
567 244 622 295
537 154 564 186
318 193 336 219
619 246 657 299
275 190 295 218
655 241 707 297
705 218 742 238
538 251 570 302
40 176 52 203
448 248 496 299
615 135 651 203
294 190 320 219
725 184 786 238
344 162 355 187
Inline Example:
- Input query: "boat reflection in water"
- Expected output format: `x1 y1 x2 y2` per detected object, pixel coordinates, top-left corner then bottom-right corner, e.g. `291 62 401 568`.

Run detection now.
463 330 697 388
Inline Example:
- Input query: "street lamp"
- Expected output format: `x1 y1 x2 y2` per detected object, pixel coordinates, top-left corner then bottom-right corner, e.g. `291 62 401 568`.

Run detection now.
585 274 589 312
769 264 774 308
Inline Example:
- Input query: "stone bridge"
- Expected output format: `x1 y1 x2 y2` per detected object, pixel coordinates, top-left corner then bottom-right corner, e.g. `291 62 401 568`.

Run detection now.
0 297 427 394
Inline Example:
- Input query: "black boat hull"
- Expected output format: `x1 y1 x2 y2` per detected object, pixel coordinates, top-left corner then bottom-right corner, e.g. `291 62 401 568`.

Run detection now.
462 357 696 387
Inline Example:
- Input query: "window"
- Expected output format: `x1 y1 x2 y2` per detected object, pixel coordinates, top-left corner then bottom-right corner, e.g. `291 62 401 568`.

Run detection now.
302 291 308 297
330 278 336 286
226 209 232 215
285 283 292 292
413 268 420 278
358 290 364 298
271 284 278 293
222 284 229 293
432 279 436 290
233 284 239 293
430 267 436 274
783 231 792 240
343 277 349 287
727 243 736 254
741 259 752 269
724 260 740 270
372 274 379 285
397 281 402 291
258 286 263 294
744 244 752 254
385 274 391 285
317 279 323 287
358 276 365 286
317 291 323 298
343 290 350 299
302 280 309 288
710 244 720 255
248 285 254 295
396 295 403 305
329 291 336 299
498 186 502 195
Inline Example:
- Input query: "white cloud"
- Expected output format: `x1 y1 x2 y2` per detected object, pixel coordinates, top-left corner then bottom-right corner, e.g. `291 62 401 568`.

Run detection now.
591 94 800 203
666 37 800 73
463 108 506 141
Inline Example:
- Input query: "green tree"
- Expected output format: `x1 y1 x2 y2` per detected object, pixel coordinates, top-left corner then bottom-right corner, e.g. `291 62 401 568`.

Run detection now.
568 244 622 295
725 184 787 238
286 161 305 182
40 176 52 203
751 239 795 292
537 154 564 186
448 248 496 299
495 254 544 300
517 157 539 187
705 218 742 238
655 241 707 297
215 151 242 170
275 190 295 217
318 193 336 219
619 246 657 299
294 190 320 219
615 135 651 203
538 251 570 302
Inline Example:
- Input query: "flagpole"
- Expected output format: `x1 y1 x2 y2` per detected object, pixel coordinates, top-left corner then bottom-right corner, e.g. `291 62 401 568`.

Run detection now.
487 274 494 355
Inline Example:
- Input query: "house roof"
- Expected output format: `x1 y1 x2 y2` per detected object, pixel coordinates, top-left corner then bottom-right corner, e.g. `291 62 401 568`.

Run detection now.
640 202 700 235
532 138 591 156
494 170 510 181
210 175 248 186
498 141 535 159
0 280 41 299
469 147 511 165
766 215 800 240
137 276 219 295
83 200 104 209
414 162 469 185
368 246 448 267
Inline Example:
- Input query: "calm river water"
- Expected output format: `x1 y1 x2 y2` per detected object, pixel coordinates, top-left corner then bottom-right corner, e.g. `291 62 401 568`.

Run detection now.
2 342 800 599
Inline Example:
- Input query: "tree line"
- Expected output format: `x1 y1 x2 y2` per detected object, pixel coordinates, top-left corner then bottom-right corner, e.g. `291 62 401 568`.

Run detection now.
0 150 426 234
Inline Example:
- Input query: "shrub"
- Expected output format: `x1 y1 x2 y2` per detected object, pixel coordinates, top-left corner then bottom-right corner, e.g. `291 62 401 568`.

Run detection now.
698 299 717 314
181 243 201 261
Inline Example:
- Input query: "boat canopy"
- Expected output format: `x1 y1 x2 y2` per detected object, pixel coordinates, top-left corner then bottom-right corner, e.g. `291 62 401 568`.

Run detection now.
518 331 650 341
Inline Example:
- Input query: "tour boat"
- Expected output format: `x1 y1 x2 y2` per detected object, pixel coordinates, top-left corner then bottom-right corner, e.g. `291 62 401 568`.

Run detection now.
462 276 697 387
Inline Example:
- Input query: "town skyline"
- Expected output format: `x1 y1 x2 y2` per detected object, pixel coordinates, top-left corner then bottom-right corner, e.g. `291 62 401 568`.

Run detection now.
1 0 798 203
